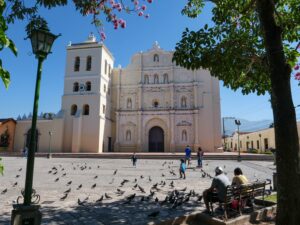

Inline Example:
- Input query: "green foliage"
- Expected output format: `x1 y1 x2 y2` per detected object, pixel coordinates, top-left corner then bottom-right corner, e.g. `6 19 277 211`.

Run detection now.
0 1 17 89
25 16 49 37
0 158 3 175
173 0 300 95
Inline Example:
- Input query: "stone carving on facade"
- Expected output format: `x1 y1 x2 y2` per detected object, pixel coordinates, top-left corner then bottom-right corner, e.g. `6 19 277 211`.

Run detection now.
176 120 192 126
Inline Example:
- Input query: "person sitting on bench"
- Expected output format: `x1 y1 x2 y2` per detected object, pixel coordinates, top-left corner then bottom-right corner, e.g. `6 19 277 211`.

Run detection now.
232 167 249 186
203 166 230 213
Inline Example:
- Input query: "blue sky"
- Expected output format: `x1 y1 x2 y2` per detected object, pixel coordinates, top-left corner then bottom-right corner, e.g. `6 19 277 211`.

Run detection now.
0 0 299 122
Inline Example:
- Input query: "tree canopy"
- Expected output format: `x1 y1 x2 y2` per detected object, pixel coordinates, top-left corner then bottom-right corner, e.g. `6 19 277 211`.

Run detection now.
173 0 300 95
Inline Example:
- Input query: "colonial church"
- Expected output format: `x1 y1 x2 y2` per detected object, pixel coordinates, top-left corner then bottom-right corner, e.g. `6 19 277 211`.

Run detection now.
13 35 222 153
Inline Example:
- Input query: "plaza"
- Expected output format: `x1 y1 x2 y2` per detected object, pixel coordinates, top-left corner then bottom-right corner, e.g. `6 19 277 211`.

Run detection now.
0 157 275 225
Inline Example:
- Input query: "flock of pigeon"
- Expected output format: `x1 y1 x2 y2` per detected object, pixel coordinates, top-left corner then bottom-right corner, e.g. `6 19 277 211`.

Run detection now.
39 161 214 219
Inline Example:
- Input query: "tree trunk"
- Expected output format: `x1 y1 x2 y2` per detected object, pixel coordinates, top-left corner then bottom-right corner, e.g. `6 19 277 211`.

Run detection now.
257 0 300 224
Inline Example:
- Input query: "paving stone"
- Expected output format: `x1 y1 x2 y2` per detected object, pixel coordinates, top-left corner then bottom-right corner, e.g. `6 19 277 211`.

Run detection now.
0 157 275 225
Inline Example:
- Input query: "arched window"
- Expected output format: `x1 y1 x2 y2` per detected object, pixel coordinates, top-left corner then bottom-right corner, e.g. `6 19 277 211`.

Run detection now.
126 130 131 141
153 100 159 108
74 56 80 71
154 74 159 84
86 56 92 71
127 98 132 109
181 96 187 108
73 82 79 92
83 104 89 115
103 84 106 93
71 104 77 116
182 130 187 141
85 81 91 91
163 73 169 83
144 75 149 84
153 54 159 62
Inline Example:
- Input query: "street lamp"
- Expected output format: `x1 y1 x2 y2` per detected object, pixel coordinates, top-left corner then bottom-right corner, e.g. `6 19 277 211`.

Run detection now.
222 117 235 151
12 24 59 225
48 131 53 159
235 119 241 162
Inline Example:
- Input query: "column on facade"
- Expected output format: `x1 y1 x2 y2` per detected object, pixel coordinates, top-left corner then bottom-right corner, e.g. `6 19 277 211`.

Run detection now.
137 112 142 151
71 115 82 153
193 110 200 150
114 112 120 151
169 111 175 152
193 83 198 109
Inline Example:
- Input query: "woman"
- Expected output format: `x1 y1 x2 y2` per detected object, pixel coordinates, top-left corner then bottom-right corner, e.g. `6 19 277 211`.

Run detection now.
232 167 248 186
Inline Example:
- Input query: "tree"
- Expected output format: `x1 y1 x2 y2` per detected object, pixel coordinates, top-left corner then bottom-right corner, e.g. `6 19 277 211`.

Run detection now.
173 0 300 224
0 0 153 88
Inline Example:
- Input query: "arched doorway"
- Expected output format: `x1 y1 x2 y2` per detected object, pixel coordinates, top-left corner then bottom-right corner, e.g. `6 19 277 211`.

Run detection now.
26 129 39 152
149 126 164 152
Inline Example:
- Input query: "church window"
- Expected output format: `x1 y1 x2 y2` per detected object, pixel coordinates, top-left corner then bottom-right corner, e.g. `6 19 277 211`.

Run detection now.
102 104 106 114
83 104 89 115
86 81 91 91
153 100 159 108
104 84 106 93
73 82 79 92
105 60 107 74
153 54 159 62
182 130 187 142
127 98 132 109
163 73 169 83
126 130 131 141
109 64 111 76
74 57 80 71
181 96 187 108
144 75 149 84
71 104 77 116
86 56 92 71
154 74 159 84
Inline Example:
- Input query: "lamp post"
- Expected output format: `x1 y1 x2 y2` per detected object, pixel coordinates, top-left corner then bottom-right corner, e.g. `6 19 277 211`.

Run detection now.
48 131 53 159
23 24 58 206
235 119 241 162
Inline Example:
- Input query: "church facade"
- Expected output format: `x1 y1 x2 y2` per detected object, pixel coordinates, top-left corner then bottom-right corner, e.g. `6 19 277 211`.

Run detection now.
13 36 222 153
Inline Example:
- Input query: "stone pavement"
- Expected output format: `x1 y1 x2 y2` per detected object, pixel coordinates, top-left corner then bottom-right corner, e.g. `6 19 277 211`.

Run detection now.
0 157 275 225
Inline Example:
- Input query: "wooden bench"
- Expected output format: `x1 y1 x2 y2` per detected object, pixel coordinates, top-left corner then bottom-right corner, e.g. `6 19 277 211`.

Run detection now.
209 180 270 220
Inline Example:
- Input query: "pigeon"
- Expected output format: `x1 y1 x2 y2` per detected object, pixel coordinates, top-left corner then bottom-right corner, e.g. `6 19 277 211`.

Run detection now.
77 198 85 206
53 171 58 175
96 195 104 202
149 190 155 197
148 176 152 182
133 178 137 183
140 196 145 201
91 183 96 189
113 169 118 175
18 168 22 172
97 165 100 169
61 168 65 171
120 179 129 186
162 173 165 177
1 189 7 194
155 197 159 202
54 177 59 182
170 181 174 188
126 193 136 201
60 193 68 201
13 182 18 187
64 188 71 194
48 170 52 174
148 211 160 217
16 175 20 178
105 193 112 199
62 173 66 177
183 196 190 203
197 195 203 202
52 166 57 170
133 184 138 189
77 184 82 190
66 181 72 186
138 185 146 193
89 167 92 170
94 175 98 179
179 187 187 192
140 175 144 179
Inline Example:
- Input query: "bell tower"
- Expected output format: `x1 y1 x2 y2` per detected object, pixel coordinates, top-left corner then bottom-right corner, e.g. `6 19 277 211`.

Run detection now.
61 34 114 153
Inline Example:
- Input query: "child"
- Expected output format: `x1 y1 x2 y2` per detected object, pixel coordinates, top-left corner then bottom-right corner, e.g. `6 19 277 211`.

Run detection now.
197 147 204 168
131 152 137 167
179 159 186 179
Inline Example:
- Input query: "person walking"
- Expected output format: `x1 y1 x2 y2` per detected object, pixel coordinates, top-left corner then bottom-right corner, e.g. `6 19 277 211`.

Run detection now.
185 145 192 166
179 159 186 179
131 152 137 167
197 147 204 168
